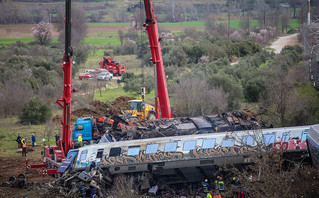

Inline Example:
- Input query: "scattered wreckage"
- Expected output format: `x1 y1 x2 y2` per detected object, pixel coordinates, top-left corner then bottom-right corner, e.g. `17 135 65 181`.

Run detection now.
43 124 309 197
109 111 268 141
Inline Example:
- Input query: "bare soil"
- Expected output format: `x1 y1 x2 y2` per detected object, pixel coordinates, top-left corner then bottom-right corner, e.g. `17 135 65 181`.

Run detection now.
0 157 53 198
70 96 135 120
270 33 299 54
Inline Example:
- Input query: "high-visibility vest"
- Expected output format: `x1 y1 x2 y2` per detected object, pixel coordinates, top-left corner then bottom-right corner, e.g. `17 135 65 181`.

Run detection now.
215 180 218 189
78 135 83 143
218 181 224 191
206 192 213 198
213 194 222 198
22 142 27 148
202 182 210 193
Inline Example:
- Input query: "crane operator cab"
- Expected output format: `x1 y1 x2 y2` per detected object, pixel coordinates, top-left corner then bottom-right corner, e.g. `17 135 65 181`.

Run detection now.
122 100 156 121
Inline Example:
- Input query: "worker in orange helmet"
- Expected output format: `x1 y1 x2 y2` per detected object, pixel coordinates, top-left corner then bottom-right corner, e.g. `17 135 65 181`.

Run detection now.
217 176 224 194
215 176 220 191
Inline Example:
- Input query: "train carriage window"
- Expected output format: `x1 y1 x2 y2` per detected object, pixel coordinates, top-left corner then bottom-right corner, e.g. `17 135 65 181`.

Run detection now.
302 131 308 142
165 142 177 152
183 140 196 151
96 149 104 159
222 140 234 147
282 133 290 143
203 139 216 149
146 144 159 154
243 136 254 146
109 147 121 157
197 138 203 146
80 150 88 161
263 134 276 144
128 146 140 156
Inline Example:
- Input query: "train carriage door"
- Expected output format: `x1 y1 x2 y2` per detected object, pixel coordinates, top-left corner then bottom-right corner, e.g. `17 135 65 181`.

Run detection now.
300 131 308 149
78 150 88 169
262 133 276 150
281 132 290 150
302 131 308 142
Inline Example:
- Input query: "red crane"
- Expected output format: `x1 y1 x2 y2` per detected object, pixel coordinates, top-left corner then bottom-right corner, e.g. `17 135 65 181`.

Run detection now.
143 0 171 119
56 0 73 156
27 0 74 173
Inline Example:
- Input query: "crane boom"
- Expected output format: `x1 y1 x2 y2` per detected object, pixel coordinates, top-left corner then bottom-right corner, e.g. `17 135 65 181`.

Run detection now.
56 0 73 155
143 0 171 119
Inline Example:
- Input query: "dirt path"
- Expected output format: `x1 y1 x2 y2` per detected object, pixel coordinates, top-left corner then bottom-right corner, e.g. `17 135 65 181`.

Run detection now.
270 33 299 54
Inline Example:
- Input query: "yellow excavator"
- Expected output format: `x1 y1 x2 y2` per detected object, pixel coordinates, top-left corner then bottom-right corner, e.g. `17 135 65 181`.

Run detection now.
122 87 156 121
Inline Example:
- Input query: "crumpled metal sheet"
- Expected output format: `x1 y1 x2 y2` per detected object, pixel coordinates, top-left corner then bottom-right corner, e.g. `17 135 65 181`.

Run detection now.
189 117 213 130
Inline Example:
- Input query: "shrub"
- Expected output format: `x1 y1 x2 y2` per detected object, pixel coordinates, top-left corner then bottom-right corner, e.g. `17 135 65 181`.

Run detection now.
226 40 261 58
19 97 52 125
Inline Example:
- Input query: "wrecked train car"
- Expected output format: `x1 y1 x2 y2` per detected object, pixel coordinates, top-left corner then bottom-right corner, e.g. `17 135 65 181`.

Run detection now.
111 112 267 141
67 125 309 185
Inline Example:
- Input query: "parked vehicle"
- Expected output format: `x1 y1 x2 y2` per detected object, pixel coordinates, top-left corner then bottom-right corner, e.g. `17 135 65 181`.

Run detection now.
99 57 125 75
96 72 113 81
79 72 93 80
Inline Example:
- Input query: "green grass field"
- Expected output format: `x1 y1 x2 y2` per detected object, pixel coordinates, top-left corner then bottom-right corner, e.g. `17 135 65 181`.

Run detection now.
83 37 121 46
0 117 56 157
88 32 119 36
88 23 130 26
87 19 299 29
289 19 299 30
94 87 155 104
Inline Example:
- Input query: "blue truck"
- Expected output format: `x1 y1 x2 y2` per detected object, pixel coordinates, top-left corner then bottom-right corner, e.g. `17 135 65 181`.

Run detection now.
72 117 113 146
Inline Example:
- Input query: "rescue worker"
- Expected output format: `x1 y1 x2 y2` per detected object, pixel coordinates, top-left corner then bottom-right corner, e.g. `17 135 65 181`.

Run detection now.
78 134 83 147
202 179 211 197
215 176 220 191
217 177 224 193
31 133 36 147
233 177 243 198
213 192 222 198
55 132 60 145
78 183 86 198
22 140 27 157
206 191 213 198
16 134 22 148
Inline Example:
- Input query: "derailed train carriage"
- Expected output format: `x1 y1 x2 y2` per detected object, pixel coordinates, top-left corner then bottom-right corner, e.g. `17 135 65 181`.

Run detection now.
306 124 319 166
65 125 309 185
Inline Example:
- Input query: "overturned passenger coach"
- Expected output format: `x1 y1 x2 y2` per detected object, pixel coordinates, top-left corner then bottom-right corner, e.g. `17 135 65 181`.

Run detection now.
63 126 309 183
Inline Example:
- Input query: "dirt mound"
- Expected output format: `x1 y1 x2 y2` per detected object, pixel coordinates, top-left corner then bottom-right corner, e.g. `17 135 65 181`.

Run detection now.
70 96 136 120
109 96 136 115
89 100 109 113
72 108 101 118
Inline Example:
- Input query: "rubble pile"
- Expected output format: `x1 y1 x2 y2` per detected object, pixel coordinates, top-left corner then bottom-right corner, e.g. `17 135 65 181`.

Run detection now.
46 167 111 197
1 174 32 189
45 167 205 198
109 111 268 141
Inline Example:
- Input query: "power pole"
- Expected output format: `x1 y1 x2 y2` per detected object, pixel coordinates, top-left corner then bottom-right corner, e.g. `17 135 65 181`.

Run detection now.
308 0 311 24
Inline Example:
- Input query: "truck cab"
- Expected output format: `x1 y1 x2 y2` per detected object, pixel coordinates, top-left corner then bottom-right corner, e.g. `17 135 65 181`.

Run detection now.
72 117 96 146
